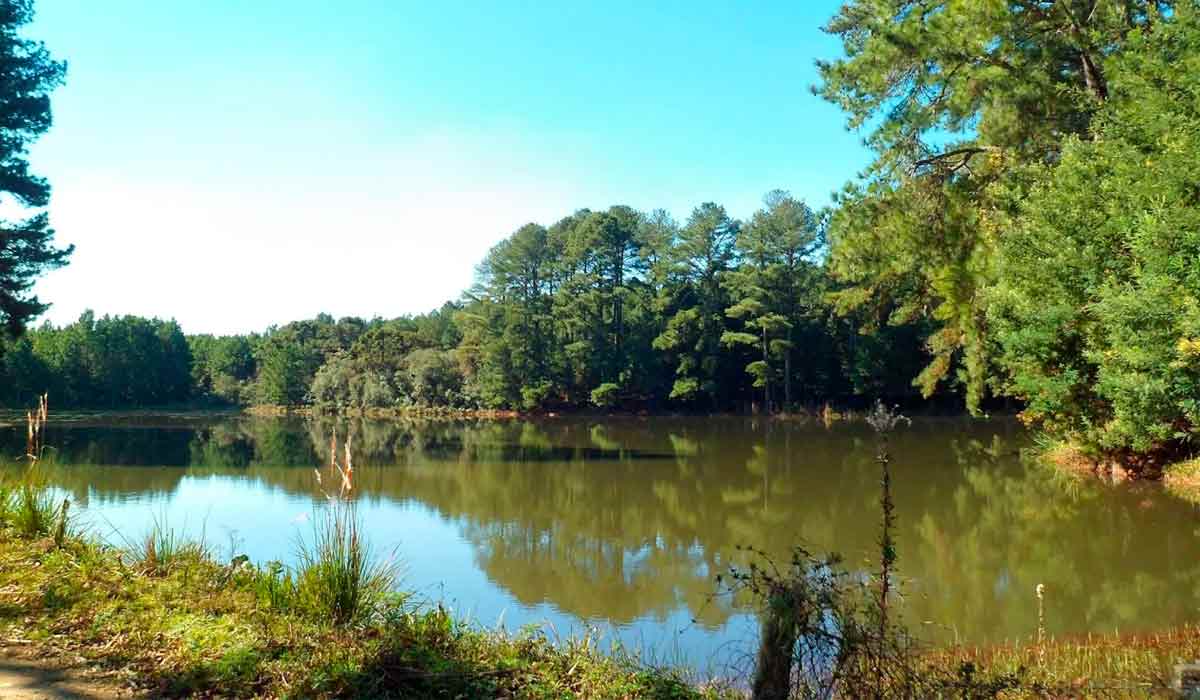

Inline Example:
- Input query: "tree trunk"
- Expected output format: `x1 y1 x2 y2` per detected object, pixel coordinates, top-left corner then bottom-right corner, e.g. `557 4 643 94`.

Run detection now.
1080 50 1108 100
783 325 793 410
762 325 771 413
752 585 796 700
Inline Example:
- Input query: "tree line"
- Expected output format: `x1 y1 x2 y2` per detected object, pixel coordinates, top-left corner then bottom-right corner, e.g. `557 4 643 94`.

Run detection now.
0 194 935 412
3 0 1199 471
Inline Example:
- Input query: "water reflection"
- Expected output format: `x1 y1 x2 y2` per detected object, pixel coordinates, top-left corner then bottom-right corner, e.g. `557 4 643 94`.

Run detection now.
2 415 1196 657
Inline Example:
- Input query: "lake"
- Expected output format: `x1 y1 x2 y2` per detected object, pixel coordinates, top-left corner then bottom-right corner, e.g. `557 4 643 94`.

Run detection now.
2 413 1197 674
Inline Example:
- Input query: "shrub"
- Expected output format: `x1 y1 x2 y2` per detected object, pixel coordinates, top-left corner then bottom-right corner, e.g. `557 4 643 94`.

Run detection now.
404 348 465 407
990 10 1200 473
590 382 621 408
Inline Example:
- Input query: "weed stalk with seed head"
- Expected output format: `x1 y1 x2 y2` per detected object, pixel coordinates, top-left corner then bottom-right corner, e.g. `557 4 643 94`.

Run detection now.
866 400 909 698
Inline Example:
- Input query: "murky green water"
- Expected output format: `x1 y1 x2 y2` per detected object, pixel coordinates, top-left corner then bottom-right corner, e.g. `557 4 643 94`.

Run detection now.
2 414 1197 671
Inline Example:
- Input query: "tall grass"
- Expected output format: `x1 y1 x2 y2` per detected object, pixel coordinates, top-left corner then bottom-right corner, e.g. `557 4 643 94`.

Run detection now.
2 394 61 537
1 466 58 536
295 499 399 626
130 516 211 576
293 432 400 627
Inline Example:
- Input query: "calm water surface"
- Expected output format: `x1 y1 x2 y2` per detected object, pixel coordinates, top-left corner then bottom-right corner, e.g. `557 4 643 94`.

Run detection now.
2 414 1197 671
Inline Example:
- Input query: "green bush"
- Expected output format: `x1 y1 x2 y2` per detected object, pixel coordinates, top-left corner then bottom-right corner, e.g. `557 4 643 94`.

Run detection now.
990 9 1200 470
590 382 621 408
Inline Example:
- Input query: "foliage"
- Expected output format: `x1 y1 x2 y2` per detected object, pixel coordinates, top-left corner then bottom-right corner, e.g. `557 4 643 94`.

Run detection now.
307 314 470 412
989 6 1200 469
0 312 193 407
653 203 739 406
0 0 70 339
1164 458 1200 505
722 191 823 411
817 0 1173 413
590 382 621 408
188 333 256 404
1 185 936 414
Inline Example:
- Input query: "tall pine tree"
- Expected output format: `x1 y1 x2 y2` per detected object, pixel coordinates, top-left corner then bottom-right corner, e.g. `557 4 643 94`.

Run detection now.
0 0 69 338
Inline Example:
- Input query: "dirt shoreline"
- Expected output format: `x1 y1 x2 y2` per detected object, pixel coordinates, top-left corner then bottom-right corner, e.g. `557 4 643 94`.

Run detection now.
0 645 140 699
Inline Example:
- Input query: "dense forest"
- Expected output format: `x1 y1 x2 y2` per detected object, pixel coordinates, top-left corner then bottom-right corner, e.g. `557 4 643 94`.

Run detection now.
0 195 936 414
2 1 1198 473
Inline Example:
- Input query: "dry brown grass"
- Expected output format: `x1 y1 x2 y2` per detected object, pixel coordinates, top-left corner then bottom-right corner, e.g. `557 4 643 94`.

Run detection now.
925 624 1200 697
1042 443 1137 484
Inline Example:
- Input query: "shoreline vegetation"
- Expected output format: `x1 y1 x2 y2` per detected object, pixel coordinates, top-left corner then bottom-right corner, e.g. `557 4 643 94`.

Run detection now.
242 402 871 422
0 522 732 699
5 516 1195 699
1042 443 1200 506
1164 459 1200 505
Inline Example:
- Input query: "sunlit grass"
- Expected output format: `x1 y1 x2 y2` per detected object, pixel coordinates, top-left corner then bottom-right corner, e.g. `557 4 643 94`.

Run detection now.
0 526 731 698
127 515 212 577
2 467 57 537
1164 457 1200 505
293 500 401 626
926 625 1200 697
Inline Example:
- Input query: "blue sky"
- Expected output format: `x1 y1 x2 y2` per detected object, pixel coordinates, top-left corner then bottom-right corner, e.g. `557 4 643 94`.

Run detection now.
26 0 867 334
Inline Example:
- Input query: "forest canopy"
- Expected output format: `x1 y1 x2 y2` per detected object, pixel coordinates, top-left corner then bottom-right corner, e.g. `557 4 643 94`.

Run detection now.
0 192 935 414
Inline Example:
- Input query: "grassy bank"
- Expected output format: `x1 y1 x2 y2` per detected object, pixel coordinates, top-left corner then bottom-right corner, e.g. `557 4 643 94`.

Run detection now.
1042 442 1200 506
244 404 520 419
4 513 1196 698
927 627 1200 696
1164 458 1200 505
0 522 732 698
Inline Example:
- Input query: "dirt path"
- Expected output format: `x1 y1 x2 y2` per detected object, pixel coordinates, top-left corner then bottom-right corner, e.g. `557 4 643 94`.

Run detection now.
0 648 139 700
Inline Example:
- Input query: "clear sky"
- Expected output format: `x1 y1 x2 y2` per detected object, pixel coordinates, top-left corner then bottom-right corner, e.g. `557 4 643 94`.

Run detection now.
25 0 867 335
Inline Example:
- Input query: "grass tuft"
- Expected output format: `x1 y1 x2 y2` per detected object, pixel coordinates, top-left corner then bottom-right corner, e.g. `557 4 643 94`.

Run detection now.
9 468 57 537
294 500 400 627
130 516 211 577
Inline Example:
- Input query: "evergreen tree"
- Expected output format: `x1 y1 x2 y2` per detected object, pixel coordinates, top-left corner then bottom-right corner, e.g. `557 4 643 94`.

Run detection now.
816 0 1171 411
653 203 738 406
0 0 69 338
990 6 1200 470
722 191 822 411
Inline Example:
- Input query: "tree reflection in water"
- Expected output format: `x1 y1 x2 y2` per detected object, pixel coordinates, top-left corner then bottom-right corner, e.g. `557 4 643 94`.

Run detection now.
4 414 1197 649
